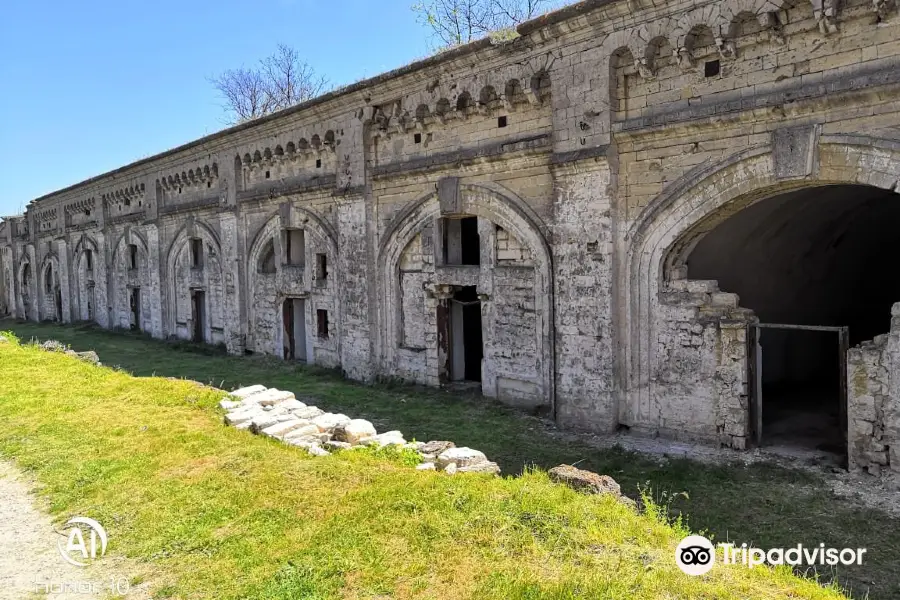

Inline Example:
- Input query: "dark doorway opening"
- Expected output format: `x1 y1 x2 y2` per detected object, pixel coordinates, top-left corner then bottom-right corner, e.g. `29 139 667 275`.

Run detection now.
688 184 900 460
449 286 483 382
191 290 206 343
748 324 847 456
282 297 307 361
129 288 141 331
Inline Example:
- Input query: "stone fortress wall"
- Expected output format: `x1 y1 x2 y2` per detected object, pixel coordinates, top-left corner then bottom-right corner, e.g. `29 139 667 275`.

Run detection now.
4 0 900 473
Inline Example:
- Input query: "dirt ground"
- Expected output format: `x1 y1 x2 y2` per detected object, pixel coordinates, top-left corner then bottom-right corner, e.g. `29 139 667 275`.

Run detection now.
0 461 148 600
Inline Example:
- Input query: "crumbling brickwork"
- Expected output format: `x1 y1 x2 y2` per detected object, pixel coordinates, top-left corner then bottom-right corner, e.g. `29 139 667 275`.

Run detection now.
3 0 900 471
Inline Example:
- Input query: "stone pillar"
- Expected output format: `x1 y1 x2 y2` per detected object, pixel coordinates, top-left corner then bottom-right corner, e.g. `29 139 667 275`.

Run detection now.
220 212 243 354
55 238 72 323
94 231 109 328
144 224 164 338
335 192 372 381
549 159 618 433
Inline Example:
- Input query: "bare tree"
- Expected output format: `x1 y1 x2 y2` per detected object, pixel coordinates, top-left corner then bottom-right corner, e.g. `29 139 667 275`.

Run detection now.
210 44 329 123
412 0 565 47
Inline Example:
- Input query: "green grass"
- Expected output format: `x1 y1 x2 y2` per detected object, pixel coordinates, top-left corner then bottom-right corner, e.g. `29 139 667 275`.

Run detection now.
0 321 891 598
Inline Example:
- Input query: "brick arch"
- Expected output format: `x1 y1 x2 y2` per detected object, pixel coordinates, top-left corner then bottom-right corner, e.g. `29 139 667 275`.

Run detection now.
377 182 555 410
624 135 900 405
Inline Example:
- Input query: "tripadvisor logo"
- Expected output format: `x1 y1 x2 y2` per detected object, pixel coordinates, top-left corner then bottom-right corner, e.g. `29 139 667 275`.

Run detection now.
676 535 867 576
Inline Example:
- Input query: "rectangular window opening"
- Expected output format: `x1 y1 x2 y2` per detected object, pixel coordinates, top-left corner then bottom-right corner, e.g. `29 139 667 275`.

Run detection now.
316 253 328 283
442 216 481 266
316 159 322 168
705 59 721 78
414 133 422 144
85 249 93 272
283 229 306 266
317 309 329 339
265 170 270 179
128 244 138 270
190 238 203 268
498 115 508 128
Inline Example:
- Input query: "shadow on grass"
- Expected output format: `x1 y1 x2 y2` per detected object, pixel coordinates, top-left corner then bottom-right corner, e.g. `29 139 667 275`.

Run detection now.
3 319 898 599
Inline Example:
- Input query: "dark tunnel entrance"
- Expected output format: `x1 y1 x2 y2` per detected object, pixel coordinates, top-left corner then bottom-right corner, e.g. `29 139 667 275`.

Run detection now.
687 184 900 457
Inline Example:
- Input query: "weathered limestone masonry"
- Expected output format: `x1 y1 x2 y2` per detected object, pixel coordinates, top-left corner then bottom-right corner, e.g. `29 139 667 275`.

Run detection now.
4 0 900 472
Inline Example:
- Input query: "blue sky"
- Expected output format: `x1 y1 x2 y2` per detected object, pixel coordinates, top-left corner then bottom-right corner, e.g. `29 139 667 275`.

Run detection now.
0 0 434 216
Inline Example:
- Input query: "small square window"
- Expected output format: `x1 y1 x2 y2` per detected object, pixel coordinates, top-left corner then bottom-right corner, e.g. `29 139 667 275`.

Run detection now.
316 159 322 168
498 115 508 128
705 60 721 78
414 133 422 144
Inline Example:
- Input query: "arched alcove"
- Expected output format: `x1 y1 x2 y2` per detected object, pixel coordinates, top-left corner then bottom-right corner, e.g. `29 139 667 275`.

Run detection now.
625 135 900 460
377 183 554 412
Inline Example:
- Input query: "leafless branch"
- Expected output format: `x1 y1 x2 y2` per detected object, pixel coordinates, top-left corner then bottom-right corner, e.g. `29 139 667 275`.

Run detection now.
209 45 329 124
412 0 568 48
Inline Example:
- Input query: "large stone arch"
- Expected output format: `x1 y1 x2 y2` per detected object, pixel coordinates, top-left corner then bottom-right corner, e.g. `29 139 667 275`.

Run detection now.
623 134 900 448
377 182 554 410
72 233 106 325
245 205 340 360
110 228 152 331
38 252 61 322
17 246 36 321
164 219 225 343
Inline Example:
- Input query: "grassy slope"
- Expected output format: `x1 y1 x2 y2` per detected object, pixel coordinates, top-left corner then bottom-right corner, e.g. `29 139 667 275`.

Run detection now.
0 323 879 598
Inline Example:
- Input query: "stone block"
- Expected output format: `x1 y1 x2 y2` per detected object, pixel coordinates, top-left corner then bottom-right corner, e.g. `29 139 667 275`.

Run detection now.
436 447 488 469
311 413 352 433
230 385 267 399
333 419 377 445
261 419 309 439
248 389 296 406
293 406 325 420
283 424 321 440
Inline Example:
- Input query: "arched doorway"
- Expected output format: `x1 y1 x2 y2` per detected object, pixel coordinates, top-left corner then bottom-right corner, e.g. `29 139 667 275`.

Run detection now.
624 135 900 468
686 184 900 456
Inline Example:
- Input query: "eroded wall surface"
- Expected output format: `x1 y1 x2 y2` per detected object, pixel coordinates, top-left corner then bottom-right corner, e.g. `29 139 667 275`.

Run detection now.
4 0 900 469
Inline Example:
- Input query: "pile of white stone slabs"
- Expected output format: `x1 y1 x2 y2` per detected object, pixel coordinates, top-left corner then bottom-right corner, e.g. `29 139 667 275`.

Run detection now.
220 385 500 475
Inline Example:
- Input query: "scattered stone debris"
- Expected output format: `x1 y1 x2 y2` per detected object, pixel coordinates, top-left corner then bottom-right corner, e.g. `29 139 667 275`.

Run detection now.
65 349 101 365
221 385 500 475
39 339 67 353
548 464 635 507
33 339 103 366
